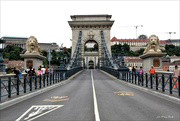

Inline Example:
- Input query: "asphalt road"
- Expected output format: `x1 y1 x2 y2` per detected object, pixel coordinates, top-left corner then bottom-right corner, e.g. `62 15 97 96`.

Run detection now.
0 70 179 121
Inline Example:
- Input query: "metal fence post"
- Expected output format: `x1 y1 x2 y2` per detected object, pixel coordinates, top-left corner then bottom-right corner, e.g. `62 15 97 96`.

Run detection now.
24 75 26 93
0 79 1 101
47 74 49 86
156 74 158 90
50 73 52 85
129 72 131 82
39 75 42 88
178 76 180 97
30 76 32 91
35 76 37 89
150 74 153 89
43 74 45 86
162 75 165 92
117 71 120 79
17 77 19 95
137 73 139 85
169 75 172 94
8 77 11 98
142 73 144 86
53 73 54 84
135 73 137 84
132 73 134 83
146 73 148 87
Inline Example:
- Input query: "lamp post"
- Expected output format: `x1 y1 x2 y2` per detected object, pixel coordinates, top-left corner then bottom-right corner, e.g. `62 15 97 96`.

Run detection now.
117 47 129 80
0 38 6 75
54 44 67 80
48 48 52 68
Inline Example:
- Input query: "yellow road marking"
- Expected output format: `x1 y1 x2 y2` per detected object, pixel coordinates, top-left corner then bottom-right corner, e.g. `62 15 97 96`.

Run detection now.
43 96 69 102
114 91 134 96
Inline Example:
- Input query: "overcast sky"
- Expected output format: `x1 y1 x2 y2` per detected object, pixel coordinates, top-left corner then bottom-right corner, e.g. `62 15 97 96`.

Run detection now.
0 0 179 48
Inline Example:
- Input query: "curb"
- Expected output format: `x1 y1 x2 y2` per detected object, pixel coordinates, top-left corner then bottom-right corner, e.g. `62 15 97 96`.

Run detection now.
0 70 84 110
100 70 180 104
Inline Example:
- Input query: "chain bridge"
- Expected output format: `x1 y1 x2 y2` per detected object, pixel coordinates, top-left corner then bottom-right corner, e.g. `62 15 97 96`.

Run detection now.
0 15 179 121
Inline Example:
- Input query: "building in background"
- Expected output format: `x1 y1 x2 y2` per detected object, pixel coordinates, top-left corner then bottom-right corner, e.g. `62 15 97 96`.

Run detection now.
169 60 180 72
3 59 9 70
124 56 143 69
3 36 27 49
7 60 24 72
170 55 180 63
39 43 59 51
162 55 171 71
110 36 180 51
166 39 180 46
1 36 59 51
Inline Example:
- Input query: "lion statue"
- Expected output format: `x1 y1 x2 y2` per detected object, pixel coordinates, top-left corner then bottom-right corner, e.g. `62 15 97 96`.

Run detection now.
143 35 162 54
25 36 42 55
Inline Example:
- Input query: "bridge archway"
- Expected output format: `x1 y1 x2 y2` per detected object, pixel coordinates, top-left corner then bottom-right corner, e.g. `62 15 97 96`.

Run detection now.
68 15 114 69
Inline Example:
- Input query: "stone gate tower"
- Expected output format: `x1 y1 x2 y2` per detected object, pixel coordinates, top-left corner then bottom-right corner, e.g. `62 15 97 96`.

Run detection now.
68 15 114 69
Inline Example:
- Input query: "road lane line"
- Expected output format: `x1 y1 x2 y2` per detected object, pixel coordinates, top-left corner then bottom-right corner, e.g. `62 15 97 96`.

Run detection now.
91 70 100 121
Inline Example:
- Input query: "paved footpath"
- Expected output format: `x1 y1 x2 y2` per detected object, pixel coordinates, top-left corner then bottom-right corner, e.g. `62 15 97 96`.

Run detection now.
0 70 179 121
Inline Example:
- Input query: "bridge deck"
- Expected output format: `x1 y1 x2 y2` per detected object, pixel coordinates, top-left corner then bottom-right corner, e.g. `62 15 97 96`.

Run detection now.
0 70 179 121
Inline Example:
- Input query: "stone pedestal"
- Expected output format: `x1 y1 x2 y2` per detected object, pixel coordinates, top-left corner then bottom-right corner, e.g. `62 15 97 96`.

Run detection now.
20 54 46 72
139 53 166 73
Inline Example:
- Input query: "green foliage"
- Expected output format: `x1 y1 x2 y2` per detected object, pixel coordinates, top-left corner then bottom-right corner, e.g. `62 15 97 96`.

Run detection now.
111 43 180 57
6 68 12 74
42 50 48 57
164 44 180 56
43 47 72 67
3 45 24 60
111 44 145 56
111 44 130 56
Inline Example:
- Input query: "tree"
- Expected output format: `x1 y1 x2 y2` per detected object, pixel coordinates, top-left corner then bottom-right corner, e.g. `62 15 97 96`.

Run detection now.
3 45 24 60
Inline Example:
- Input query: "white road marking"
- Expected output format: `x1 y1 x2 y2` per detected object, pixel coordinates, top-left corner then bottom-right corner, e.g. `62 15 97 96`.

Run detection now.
15 105 63 121
91 70 100 121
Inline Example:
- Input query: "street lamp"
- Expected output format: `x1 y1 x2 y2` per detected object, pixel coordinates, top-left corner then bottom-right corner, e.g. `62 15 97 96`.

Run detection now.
0 38 6 74
48 48 52 68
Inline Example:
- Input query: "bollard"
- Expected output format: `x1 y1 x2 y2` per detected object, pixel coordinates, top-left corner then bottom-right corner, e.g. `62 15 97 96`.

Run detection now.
24 75 26 93
169 75 172 94
156 74 158 90
162 75 165 92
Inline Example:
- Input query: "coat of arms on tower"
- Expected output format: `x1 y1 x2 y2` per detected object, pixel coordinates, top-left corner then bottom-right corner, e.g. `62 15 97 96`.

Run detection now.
88 31 95 40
